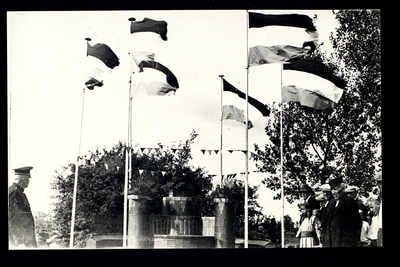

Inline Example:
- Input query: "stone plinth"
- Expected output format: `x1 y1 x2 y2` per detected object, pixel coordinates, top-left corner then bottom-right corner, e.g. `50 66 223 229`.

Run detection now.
214 198 236 248
127 194 153 248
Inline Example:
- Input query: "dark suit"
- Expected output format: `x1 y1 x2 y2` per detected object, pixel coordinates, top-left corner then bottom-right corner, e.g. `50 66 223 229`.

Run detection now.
8 183 37 248
324 194 362 247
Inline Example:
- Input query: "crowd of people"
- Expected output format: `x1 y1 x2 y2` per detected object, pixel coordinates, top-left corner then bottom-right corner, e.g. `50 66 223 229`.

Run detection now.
295 174 382 247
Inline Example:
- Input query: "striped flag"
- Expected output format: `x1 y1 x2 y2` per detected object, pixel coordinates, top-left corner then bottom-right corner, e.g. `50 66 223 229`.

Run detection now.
282 59 346 110
129 17 179 96
248 12 318 66
223 78 270 117
85 41 120 90
222 78 269 127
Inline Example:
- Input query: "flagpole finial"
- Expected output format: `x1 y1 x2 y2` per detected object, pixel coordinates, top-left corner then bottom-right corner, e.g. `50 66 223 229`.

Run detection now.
85 38 91 42
219 75 224 78
128 17 136 22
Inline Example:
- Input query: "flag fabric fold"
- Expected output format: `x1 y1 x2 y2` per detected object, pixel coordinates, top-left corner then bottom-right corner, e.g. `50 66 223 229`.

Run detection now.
248 12 318 65
130 17 168 41
282 85 336 111
282 59 347 110
249 12 317 31
223 78 270 117
85 42 120 90
132 61 179 97
222 105 246 124
87 42 120 69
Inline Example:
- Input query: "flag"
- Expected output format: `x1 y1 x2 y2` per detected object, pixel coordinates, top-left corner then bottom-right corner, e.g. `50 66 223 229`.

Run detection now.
223 78 270 117
132 61 179 96
248 12 318 66
282 59 346 110
85 41 120 90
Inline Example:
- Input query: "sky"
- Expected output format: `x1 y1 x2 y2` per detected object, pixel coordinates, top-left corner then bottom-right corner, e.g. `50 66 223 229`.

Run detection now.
7 10 340 221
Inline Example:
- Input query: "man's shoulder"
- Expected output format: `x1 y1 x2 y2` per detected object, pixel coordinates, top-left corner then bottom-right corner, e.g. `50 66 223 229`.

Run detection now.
9 183 18 193
342 195 356 203
9 183 23 196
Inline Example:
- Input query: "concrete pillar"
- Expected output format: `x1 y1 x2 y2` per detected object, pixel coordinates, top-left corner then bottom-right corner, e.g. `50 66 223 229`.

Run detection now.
214 198 236 248
127 194 153 248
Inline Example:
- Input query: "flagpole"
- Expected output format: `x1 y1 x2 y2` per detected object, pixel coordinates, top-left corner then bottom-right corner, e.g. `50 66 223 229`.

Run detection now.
244 10 250 249
69 87 86 248
219 75 224 185
123 80 131 248
280 63 285 248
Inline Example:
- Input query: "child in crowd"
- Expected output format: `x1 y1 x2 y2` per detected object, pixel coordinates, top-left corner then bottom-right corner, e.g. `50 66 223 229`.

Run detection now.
296 203 321 248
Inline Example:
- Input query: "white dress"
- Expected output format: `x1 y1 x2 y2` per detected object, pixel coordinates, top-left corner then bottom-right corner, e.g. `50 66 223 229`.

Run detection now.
298 216 316 248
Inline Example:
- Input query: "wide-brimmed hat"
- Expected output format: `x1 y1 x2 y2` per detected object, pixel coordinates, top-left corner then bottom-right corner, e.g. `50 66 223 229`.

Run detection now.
345 185 359 193
319 184 331 192
299 183 313 192
328 177 343 188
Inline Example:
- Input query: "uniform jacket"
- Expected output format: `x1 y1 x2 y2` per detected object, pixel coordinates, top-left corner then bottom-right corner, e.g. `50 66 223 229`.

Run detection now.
324 194 362 247
8 183 37 248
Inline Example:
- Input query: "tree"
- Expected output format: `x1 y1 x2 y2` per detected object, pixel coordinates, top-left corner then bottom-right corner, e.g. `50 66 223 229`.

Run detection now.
252 10 381 203
51 131 213 247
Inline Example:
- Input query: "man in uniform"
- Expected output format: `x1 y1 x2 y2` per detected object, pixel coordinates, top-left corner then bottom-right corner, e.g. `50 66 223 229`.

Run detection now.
324 177 362 247
8 166 37 248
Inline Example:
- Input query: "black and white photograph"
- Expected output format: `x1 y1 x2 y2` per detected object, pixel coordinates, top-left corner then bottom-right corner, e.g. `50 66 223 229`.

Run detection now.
7 9 382 249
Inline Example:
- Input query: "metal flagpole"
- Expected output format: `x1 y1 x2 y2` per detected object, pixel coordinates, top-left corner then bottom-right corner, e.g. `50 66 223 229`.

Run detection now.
69 87 86 248
123 79 132 247
280 63 285 248
219 75 224 185
244 10 250 249
123 17 136 246
244 70 249 249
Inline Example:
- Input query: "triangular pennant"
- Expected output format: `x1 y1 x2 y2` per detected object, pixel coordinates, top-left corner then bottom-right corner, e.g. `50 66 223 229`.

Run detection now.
150 171 155 176
140 147 146 153
207 150 212 155
228 150 234 154
161 171 166 177
139 169 144 175
214 150 220 155
172 148 177 154
154 148 160 153
201 149 206 155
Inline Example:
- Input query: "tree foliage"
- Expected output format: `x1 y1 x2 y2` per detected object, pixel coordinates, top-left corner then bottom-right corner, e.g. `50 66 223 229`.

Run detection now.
253 10 381 203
